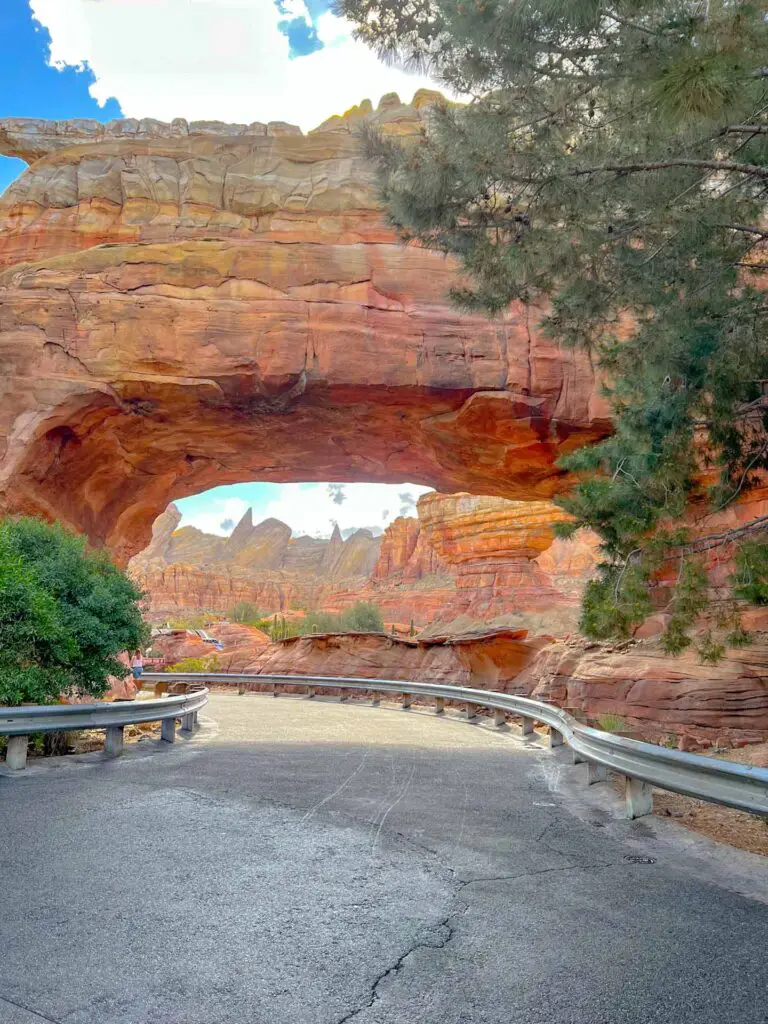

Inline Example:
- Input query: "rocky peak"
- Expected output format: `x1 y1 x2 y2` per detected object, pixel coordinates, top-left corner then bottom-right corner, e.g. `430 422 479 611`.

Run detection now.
223 515 292 569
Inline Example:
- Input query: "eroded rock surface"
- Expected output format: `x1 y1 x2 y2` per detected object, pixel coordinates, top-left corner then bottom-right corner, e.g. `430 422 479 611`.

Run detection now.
131 492 601 632
0 97 609 562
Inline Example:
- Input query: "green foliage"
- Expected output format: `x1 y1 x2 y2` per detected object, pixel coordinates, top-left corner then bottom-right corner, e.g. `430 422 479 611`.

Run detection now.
0 517 148 706
230 601 264 624
166 654 221 673
596 713 629 734
341 0 768 656
733 541 768 606
343 601 386 632
263 601 386 640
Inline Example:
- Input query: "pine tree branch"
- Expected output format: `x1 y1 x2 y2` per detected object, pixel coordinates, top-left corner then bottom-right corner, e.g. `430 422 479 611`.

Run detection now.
602 9 674 37
723 125 768 135
721 224 768 238
566 159 768 180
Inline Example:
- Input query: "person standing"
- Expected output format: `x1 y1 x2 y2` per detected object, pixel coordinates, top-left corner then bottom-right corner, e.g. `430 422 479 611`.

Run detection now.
130 650 144 688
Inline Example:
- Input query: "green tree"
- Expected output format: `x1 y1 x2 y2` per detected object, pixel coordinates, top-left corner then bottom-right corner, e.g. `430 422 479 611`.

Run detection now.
0 517 149 706
340 0 768 655
230 600 263 624
342 601 386 631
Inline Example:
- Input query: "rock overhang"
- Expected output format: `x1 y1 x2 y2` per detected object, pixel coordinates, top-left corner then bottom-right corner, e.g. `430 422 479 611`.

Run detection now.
0 96 611 562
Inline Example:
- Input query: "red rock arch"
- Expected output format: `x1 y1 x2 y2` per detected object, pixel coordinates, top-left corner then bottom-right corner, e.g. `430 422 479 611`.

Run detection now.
0 100 609 563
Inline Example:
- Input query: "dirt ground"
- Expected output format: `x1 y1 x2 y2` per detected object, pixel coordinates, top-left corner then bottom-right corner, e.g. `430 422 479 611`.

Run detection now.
649 742 768 857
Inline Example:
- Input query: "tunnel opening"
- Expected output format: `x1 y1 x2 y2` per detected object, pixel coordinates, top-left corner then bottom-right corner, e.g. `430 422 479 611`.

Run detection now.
128 479 600 645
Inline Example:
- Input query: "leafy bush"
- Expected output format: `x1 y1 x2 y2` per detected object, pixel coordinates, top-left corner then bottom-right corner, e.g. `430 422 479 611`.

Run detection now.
262 601 385 640
230 601 264 624
0 517 148 706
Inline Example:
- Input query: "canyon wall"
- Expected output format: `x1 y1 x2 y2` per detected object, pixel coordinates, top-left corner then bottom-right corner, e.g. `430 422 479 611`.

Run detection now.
0 97 609 563
131 490 601 633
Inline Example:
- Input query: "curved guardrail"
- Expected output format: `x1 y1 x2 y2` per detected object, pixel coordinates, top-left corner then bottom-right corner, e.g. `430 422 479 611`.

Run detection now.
0 688 208 771
144 671 768 820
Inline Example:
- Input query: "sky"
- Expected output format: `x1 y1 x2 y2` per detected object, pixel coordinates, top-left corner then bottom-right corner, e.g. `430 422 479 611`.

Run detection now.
0 1 439 540
174 483 433 540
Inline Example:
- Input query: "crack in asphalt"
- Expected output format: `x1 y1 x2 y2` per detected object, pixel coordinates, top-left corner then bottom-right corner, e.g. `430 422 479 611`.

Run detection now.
332 859 611 1023
0 993 62 1023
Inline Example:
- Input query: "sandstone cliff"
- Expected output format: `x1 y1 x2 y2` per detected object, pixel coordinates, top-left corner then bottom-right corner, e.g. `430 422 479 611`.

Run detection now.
131 490 601 634
0 97 609 563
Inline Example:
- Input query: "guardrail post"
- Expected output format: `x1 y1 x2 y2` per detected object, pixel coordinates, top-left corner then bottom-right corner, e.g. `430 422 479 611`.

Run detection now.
493 709 506 727
519 716 534 736
624 776 653 819
104 725 124 757
465 703 477 721
6 735 28 771
238 683 246 695
401 693 412 710
307 686 315 699
339 690 349 703
161 717 176 744
180 713 194 733
549 728 564 748
571 748 584 765
588 761 608 785
371 692 381 706
193 709 201 729
434 696 445 715
273 684 280 698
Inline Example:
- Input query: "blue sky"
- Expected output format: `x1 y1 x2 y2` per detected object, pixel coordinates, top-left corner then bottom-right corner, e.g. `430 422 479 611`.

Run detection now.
0 0 123 194
1 2 438 541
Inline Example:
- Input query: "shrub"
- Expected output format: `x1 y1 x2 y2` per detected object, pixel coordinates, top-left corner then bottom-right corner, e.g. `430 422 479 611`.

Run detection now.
596 713 629 735
230 601 264 624
0 516 148 706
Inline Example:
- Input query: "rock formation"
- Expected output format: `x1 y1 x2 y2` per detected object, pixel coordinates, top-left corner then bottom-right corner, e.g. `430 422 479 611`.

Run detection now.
518 639 768 748
131 491 600 633
0 97 609 563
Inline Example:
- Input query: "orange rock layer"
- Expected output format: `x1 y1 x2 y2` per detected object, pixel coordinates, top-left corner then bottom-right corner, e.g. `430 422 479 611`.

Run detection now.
0 101 609 563
131 491 601 633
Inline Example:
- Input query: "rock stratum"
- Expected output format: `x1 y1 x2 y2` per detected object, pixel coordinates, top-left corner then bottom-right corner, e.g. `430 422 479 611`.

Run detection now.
0 96 609 563
130 490 601 634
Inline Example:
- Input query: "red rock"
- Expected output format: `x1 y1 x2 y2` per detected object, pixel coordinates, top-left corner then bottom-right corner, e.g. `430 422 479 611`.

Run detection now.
514 640 768 746
149 622 269 673
0 104 609 563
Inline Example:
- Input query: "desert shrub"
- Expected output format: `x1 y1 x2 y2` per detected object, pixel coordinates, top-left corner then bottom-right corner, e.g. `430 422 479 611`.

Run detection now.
596 713 629 735
230 601 264 624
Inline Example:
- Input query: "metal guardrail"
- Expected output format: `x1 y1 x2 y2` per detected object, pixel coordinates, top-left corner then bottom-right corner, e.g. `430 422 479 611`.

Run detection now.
0 688 208 770
143 672 768 820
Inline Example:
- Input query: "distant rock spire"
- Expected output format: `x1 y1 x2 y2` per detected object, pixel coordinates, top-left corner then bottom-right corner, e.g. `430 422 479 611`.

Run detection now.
321 522 344 573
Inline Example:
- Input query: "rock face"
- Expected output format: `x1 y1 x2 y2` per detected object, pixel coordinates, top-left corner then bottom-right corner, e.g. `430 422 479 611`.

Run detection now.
517 639 768 748
244 628 549 689
234 629 767 745
0 97 609 563
131 491 600 632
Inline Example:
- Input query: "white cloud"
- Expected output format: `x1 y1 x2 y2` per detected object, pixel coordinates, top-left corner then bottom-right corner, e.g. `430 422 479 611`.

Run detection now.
177 483 432 539
181 496 250 536
29 0 443 131
258 483 432 538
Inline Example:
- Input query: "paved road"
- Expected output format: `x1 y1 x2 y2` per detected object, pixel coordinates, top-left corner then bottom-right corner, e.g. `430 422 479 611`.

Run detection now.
1 693 766 1024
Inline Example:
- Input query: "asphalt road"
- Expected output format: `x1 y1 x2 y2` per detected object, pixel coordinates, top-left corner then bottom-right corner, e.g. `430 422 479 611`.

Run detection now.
0 693 766 1024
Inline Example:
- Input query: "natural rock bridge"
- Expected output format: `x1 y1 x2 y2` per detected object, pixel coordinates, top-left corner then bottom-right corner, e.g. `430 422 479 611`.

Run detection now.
0 98 609 562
